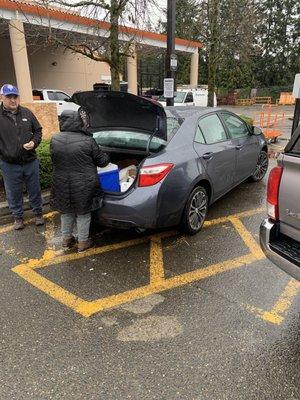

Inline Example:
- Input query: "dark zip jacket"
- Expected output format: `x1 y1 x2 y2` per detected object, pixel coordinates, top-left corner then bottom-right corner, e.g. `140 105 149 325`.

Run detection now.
0 104 42 164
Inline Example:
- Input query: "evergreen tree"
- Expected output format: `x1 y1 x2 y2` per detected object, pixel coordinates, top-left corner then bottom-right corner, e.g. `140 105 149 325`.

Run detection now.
255 0 300 87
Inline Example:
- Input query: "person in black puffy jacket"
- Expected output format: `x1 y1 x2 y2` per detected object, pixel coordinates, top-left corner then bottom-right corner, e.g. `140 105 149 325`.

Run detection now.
50 110 109 252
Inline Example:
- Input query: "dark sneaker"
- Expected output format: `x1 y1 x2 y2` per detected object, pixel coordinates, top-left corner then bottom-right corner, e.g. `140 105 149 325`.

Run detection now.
62 236 76 249
78 239 92 253
35 215 45 226
14 219 25 230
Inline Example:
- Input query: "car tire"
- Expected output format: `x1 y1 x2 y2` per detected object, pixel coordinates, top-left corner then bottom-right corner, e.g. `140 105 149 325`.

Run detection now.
249 150 269 182
180 186 208 235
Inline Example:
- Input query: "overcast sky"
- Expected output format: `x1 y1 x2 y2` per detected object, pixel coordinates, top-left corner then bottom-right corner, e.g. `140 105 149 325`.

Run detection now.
148 0 167 27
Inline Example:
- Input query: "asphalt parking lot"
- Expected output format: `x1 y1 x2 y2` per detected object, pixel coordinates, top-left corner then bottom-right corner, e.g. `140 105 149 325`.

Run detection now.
1 160 300 400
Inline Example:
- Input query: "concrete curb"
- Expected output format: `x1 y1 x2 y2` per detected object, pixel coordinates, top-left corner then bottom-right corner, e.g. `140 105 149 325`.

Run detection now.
0 191 50 217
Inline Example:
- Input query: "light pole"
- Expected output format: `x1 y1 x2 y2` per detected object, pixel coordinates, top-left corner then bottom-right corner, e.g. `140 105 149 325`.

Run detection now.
165 0 176 106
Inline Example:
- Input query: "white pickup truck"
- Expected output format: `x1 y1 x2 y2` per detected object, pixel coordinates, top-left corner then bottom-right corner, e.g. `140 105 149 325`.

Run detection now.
158 88 217 107
33 89 80 116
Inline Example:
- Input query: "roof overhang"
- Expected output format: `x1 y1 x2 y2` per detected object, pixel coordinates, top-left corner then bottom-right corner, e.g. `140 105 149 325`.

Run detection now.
0 0 202 53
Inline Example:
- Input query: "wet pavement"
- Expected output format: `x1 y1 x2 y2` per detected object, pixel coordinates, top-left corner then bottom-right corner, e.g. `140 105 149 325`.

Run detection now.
1 160 300 400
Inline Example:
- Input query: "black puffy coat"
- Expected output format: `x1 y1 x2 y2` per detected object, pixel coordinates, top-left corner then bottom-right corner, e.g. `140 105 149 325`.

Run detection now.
50 111 109 214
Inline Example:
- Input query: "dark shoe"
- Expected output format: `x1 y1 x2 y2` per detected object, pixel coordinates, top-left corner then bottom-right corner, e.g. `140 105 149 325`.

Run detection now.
35 215 45 226
78 239 92 253
62 236 76 249
14 219 25 230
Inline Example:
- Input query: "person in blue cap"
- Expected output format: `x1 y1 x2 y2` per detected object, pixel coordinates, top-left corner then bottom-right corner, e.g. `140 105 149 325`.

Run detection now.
0 84 44 229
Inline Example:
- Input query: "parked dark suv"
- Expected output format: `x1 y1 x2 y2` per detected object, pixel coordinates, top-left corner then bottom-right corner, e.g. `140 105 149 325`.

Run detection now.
260 125 300 280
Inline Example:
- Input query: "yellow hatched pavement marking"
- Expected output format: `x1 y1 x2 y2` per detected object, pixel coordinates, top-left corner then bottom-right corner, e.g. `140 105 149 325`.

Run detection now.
10 207 299 321
13 263 91 314
76 254 256 317
228 216 265 260
245 280 300 325
149 235 165 285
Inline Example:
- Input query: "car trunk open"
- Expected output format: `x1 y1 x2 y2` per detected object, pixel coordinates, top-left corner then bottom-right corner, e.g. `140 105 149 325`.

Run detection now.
71 90 167 141
71 90 168 194
97 147 160 194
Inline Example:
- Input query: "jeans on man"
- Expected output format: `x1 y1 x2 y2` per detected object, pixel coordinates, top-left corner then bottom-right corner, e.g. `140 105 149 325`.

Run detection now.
0 159 43 219
61 213 91 242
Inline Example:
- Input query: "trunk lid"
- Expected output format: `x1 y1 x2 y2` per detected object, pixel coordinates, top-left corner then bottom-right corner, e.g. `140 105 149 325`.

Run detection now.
71 91 167 141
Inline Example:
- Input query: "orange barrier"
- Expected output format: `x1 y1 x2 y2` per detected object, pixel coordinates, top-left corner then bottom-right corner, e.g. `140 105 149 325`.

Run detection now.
253 96 272 104
277 92 295 105
254 104 285 143
235 96 272 106
236 98 254 106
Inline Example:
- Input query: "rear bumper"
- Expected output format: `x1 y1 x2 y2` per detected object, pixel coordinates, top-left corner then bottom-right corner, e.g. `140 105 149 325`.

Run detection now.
94 188 158 229
260 219 300 280
94 184 181 230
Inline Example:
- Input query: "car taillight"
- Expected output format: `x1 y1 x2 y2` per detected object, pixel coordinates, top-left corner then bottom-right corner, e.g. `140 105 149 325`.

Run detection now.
138 163 174 187
267 166 283 221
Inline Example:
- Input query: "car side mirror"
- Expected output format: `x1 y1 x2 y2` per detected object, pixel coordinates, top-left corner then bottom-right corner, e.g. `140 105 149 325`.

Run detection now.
251 126 263 135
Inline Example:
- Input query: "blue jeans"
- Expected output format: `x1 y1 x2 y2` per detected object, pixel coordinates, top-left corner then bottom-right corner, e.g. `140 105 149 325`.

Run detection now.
0 159 43 219
61 213 91 242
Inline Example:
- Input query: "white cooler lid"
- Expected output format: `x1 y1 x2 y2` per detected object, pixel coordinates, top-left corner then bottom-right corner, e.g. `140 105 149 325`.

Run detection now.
97 163 118 173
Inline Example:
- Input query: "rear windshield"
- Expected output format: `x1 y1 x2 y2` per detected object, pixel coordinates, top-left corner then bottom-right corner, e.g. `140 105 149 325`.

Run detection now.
93 130 166 152
93 116 182 152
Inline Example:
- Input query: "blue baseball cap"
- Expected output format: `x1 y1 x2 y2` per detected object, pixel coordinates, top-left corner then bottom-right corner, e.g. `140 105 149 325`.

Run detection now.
0 84 19 96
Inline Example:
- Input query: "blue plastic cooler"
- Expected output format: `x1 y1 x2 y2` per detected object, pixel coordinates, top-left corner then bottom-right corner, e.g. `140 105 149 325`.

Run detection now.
98 164 120 192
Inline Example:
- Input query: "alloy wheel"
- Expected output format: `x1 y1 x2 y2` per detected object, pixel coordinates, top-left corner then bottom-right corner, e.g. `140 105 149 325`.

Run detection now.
253 151 268 181
188 190 208 231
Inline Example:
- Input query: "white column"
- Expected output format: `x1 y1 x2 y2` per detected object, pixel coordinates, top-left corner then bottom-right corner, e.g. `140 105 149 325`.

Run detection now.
190 49 199 89
127 44 138 95
9 19 33 102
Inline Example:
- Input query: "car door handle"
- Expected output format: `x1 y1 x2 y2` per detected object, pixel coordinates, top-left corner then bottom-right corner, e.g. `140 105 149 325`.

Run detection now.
236 144 243 150
203 152 214 160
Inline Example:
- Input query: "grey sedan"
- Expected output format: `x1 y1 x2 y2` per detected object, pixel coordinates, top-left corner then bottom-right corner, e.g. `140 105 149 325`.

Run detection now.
71 91 268 234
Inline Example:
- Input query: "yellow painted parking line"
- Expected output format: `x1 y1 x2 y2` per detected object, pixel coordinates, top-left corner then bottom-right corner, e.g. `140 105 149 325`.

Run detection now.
244 280 300 325
7 205 299 324
12 206 298 323
11 208 268 318
0 211 58 235
229 217 265 260
13 263 90 314
262 280 300 324
149 236 165 285
204 207 264 229
160 253 256 289
75 254 256 317
0 207 264 236
30 237 155 269
22 231 176 270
